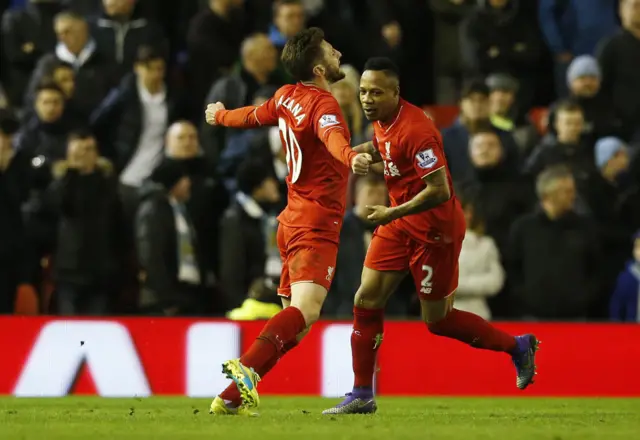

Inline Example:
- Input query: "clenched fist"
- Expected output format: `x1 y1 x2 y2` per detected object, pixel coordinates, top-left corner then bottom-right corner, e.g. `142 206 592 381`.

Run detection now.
352 153 373 175
205 102 225 125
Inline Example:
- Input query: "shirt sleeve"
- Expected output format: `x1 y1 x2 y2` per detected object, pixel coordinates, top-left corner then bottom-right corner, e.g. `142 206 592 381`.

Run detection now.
409 132 446 179
215 97 278 128
313 97 349 144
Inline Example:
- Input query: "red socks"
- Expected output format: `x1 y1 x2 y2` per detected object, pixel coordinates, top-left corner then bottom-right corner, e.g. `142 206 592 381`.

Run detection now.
219 307 306 406
427 308 516 353
351 307 385 388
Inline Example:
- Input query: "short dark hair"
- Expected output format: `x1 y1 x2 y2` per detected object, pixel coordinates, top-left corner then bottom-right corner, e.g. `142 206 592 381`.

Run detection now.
555 99 583 114
67 128 95 143
281 27 325 82
136 45 166 64
461 79 490 99
236 158 274 195
535 164 573 198
35 80 64 97
274 0 303 14
363 57 400 79
0 108 20 135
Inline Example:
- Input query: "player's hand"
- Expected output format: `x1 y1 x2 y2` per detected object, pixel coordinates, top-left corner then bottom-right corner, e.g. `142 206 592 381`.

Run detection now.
205 102 225 125
366 205 398 225
352 153 373 175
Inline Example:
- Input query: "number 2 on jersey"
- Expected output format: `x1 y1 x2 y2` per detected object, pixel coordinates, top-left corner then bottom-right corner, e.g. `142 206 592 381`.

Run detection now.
420 265 433 295
279 118 302 183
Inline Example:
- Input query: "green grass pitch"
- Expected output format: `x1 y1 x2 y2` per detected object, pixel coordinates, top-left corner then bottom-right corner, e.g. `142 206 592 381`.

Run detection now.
1 397 639 439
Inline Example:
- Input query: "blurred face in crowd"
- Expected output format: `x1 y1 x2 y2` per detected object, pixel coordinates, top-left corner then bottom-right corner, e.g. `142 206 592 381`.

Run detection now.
460 92 489 122
621 0 640 30
555 109 584 144
53 66 75 98
54 16 89 55
135 58 166 94
489 89 514 117
543 176 576 216
469 132 503 168
332 80 357 109
35 89 64 123
171 176 191 202
360 70 400 122
489 0 510 8
253 176 281 204
606 148 631 176
570 75 600 98
102 0 135 18
275 2 305 39
165 122 199 159
67 136 98 174
242 35 277 78
634 238 640 262
355 178 387 211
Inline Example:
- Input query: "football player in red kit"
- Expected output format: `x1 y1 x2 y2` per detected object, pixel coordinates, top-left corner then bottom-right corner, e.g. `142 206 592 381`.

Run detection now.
323 57 539 415
204 28 373 415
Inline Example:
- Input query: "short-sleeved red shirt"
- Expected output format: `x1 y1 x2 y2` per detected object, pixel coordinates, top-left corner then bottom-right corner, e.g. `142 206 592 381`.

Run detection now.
372 99 466 244
252 83 352 234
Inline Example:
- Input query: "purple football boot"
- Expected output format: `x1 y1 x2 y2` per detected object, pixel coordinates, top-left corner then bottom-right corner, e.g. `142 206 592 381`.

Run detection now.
512 334 540 390
322 388 377 415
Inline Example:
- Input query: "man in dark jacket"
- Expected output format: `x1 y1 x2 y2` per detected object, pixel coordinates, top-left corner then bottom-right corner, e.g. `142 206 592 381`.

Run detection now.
1 0 62 106
0 108 30 313
46 129 123 315
508 165 602 320
91 45 186 227
461 0 542 115
598 0 640 142
219 158 282 311
136 159 206 316
91 0 167 82
201 33 280 164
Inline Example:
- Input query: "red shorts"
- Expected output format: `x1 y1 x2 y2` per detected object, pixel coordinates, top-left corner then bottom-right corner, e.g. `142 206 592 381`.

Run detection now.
277 224 339 298
364 222 462 300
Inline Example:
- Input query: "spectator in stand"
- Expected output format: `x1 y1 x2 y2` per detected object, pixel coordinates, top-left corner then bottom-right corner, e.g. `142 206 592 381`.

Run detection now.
46 130 123 315
441 80 519 183
461 0 542 116
459 130 533 263
186 0 246 118
219 158 281 311
164 120 229 310
331 65 368 145
91 45 186 226
538 0 619 97
456 191 505 321
547 56 623 148
0 83 8 108
1 0 62 107
429 0 475 104
609 230 640 322
585 137 633 314
202 33 279 164
598 0 640 143
486 73 538 155
325 174 387 316
508 165 601 320
92 0 168 83
136 159 207 316
16 82 72 161
269 0 306 84
28 11 114 117
0 108 29 314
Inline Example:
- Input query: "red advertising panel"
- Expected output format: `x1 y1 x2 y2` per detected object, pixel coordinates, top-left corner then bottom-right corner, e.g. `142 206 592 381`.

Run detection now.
0 317 637 397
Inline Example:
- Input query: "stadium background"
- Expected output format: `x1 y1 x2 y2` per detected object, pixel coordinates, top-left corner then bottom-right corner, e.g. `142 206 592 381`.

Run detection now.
0 0 639 399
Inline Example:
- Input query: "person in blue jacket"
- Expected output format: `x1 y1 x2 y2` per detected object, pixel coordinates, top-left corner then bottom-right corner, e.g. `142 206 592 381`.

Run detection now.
609 230 640 322
538 0 619 97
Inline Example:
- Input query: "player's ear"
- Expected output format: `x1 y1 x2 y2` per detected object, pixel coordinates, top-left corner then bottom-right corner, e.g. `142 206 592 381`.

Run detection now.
394 85 400 97
313 64 325 78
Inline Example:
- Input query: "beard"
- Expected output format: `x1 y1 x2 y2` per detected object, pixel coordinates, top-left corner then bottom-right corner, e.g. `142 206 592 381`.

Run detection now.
326 65 346 84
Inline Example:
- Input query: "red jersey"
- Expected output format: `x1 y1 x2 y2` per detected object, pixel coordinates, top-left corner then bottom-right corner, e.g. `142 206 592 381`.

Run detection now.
215 83 356 234
373 99 466 244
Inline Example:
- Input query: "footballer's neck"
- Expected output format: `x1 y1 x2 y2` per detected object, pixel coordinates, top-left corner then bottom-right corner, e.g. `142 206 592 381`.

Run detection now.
380 102 402 125
301 77 331 92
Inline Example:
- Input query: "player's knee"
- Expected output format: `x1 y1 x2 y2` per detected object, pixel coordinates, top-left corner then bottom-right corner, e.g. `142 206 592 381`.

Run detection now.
420 295 455 326
354 286 386 309
290 283 327 325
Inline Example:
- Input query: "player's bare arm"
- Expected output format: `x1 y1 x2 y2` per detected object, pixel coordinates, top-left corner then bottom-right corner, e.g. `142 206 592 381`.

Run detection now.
366 167 451 225
352 141 383 163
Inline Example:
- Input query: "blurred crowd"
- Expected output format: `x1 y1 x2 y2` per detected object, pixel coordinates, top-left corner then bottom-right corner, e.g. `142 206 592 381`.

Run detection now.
0 0 639 322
